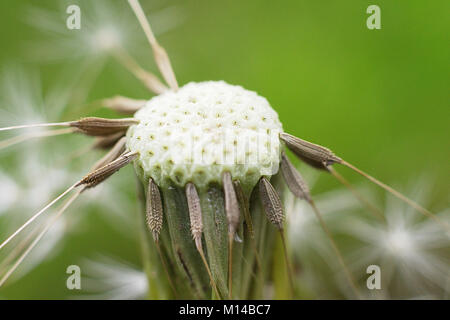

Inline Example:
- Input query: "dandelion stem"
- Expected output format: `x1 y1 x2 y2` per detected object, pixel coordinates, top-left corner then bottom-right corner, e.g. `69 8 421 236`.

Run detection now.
0 143 133 252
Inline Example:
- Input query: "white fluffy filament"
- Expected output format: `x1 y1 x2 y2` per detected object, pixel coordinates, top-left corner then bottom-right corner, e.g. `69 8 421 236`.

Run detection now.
0 183 78 251
0 190 82 287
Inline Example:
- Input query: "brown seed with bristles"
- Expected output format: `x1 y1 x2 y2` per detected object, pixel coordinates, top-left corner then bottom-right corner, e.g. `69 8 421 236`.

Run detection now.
70 117 138 136
77 151 138 188
259 177 294 296
185 182 221 299
222 172 240 236
146 178 164 242
280 132 341 169
185 182 203 249
280 152 311 201
258 177 284 230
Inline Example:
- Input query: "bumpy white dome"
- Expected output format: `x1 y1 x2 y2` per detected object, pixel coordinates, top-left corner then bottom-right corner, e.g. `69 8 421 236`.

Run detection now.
127 81 283 190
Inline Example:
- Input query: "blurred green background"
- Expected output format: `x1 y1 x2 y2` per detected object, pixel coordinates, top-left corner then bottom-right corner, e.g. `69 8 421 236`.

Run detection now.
0 0 448 299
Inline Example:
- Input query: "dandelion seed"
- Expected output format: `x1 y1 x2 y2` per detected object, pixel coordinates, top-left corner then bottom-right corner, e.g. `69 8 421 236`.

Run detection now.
259 177 284 230
223 172 240 236
281 132 443 230
70 117 139 137
77 151 138 188
185 182 203 248
339 160 446 229
280 152 311 201
258 177 295 296
280 133 341 169
146 178 163 242
1 145 134 253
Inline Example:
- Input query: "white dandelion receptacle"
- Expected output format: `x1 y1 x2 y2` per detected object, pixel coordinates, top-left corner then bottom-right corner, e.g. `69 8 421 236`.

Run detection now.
127 81 283 191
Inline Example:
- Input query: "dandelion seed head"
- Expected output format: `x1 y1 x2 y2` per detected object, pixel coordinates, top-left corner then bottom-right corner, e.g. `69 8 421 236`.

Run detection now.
128 81 283 188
